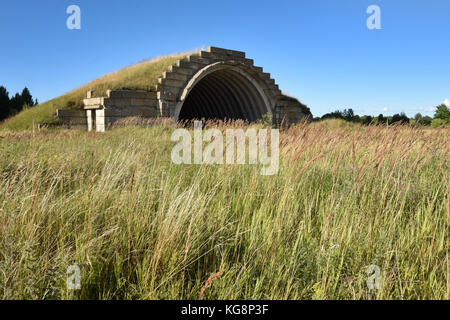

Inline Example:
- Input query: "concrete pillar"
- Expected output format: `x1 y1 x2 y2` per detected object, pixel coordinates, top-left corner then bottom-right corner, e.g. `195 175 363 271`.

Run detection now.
86 110 93 131
96 109 105 132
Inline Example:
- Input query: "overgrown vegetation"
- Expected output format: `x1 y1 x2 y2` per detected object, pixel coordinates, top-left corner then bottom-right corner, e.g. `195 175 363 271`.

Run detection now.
0 52 195 131
0 120 448 299
316 105 450 128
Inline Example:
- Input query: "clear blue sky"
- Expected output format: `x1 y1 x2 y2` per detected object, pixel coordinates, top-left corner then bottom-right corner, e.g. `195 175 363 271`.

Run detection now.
1 0 449 117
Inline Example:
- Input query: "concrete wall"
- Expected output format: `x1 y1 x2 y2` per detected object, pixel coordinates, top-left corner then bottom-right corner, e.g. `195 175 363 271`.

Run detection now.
56 109 88 130
83 90 158 109
82 90 160 132
274 95 312 125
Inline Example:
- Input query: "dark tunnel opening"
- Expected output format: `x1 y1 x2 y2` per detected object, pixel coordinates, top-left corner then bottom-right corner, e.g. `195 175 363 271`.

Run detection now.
178 68 270 122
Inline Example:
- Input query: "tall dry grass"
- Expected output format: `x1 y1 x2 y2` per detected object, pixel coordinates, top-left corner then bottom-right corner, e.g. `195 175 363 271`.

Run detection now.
0 119 448 299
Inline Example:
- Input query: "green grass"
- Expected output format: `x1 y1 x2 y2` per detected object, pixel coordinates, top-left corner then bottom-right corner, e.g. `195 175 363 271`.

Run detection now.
0 120 448 299
0 52 194 131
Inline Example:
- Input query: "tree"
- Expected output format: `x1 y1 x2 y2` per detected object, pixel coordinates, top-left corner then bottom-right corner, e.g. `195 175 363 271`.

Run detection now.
321 110 344 120
420 116 432 126
391 112 409 124
377 114 386 124
361 115 373 125
21 87 34 107
343 108 354 122
414 113 432 126
6 87 37 115
431 118 448 128
434 104 450 121
9 93 23 115
0 86 10 120
414 113 422 121
0 86 37 120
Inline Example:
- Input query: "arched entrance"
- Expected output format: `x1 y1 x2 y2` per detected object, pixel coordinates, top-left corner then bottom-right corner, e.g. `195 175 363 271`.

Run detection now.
174 63 272 122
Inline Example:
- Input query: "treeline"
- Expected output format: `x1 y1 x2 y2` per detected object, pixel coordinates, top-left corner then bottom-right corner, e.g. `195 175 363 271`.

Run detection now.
314 104 450 128
0 86 38 121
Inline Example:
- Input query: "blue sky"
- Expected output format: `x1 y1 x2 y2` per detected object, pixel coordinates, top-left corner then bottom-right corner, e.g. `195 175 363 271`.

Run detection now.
1 0 449 117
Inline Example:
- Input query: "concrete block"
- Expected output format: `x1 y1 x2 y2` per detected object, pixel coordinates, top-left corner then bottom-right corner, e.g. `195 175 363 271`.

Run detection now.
159 78 185 88
106 106 159 117
200 51 231 61
207 46 246 58
83 97 104 106
178 60 203 70
160 101 174 117
264 88 282 98
156 85 180 100
252 66 263 73
169 65 195 75
163 72 189 81
129 98 153 106
259 72 270 80
201 51 252 66
107 90 157 99
187 55 212 65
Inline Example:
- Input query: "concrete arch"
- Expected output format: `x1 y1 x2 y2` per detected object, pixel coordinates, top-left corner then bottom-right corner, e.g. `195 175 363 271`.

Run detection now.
75 47 313 132
174 62 272 122
155 46 312 125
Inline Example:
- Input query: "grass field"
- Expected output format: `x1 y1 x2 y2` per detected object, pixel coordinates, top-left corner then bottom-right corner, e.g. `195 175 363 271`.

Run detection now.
0 119 448 299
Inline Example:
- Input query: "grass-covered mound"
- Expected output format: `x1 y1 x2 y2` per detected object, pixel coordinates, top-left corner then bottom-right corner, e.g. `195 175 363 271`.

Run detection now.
0 53 194 131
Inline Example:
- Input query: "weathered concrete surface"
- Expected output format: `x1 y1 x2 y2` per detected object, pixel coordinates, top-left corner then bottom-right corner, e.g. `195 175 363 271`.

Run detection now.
57 47 312 132
56 109 88 129
156 46 311 124
82 90 159 132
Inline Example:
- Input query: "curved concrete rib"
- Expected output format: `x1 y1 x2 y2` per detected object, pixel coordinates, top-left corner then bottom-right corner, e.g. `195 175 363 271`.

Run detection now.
156 46 312 125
